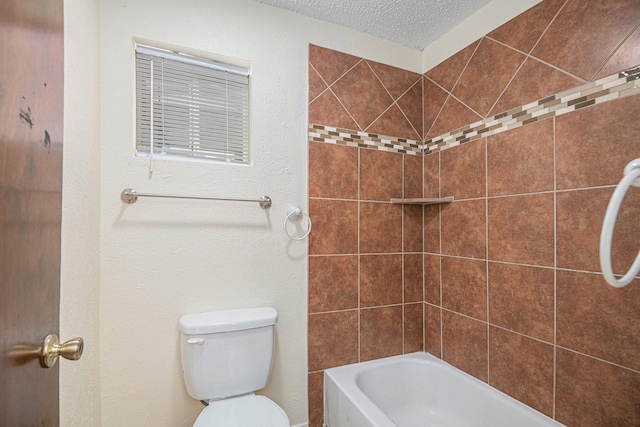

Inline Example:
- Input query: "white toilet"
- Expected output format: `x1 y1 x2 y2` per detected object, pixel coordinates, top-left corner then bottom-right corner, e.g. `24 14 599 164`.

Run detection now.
179 307 290 427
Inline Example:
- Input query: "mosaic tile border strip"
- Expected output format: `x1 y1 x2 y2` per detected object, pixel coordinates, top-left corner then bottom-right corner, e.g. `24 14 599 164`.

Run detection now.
424 65 640 155
307 126 422 155
309 65 640 156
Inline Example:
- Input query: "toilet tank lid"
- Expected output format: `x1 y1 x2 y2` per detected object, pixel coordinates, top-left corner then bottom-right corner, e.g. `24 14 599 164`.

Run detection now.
180 307 278 335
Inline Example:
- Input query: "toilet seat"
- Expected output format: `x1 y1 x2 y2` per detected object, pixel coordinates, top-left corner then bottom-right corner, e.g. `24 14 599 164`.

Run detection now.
194 394 290 427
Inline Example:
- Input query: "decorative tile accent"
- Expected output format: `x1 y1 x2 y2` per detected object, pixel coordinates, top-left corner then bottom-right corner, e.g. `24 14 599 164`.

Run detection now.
424 66 640 155
308 124 422 155
310 66 640 157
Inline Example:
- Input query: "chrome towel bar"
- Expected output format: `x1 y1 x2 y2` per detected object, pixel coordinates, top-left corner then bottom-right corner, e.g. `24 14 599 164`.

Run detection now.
120 188 272 209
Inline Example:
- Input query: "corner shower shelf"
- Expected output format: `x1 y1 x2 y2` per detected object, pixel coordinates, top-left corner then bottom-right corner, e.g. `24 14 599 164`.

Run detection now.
390 196 454 205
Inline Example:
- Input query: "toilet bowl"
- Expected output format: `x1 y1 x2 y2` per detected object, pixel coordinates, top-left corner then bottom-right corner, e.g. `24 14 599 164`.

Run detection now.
194 394 289 427
179 307 290 427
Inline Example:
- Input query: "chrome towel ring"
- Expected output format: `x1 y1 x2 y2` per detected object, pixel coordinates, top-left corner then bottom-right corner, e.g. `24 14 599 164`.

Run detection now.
600 158 640 288
284 205 312 241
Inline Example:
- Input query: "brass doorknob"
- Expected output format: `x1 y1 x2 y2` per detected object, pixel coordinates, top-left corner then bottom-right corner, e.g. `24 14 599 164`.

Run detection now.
40 334 84 368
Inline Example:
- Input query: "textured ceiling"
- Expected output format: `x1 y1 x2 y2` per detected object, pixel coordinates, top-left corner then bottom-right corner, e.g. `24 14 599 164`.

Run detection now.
253 0 492 50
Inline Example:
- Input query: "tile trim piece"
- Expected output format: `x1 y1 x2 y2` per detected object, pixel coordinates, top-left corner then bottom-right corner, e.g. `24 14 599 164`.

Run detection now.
309 65 640 156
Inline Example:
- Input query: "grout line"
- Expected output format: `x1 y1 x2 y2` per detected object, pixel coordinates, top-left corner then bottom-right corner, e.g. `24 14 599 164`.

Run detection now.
488 323 553 347
485 51 528 118
448 38 483 97
438 151 444 359
485 136 491 383
552 116 558 420
357 147 361 363
527 0 569 56
555 345 640 375
402 153 406 354
588 20 640 82
423 92 451 141
308 62 331 104
327 85 364 132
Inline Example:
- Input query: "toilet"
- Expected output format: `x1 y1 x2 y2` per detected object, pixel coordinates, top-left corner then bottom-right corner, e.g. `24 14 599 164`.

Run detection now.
179 307 290 427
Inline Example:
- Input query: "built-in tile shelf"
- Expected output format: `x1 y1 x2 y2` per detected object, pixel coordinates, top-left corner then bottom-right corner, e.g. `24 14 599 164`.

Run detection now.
390 196 454 205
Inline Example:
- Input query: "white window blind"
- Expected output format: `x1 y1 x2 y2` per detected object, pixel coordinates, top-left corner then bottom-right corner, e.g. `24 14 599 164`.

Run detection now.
135 45 250 164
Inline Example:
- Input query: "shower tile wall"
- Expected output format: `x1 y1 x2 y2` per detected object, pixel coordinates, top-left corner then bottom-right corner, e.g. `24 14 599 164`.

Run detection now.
426 95 640 425
308 1 640 426
308 44 425 426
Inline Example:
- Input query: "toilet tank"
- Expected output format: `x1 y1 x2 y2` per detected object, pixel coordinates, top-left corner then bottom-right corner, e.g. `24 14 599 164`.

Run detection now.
179 307 277 401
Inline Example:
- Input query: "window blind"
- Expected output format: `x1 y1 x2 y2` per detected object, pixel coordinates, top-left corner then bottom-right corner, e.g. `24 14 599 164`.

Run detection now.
135 45 250 164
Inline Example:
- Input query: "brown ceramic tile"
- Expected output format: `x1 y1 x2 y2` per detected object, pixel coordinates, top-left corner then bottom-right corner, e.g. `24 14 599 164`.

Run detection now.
308 90 358 130
423 78 449 138
397 81 423 138
331 61 394 130
557 270 640 371
359 202 403 254
367 59 421 100
366 104 420 140
360 149 403 201
442 310 488 381
309 199 358 255
309 44 360 87
489 327 554 417
308 371 324 427
532 0 640 81
308 255 358 313
488 262 554 342
425 40 480 92
441 256 487 321
488 194 554 266
556 94 640 190
423 204 440 254
308 310 358 371
426 95 483 139
440 139 486 200
594 26 640 80
403 204 423 253
360 254 402 308
441 199 486 259
404 154 422 199
404 303 424 353
423 152 439 198
424 254 441 305
556 348 640 426
490 57 583 116
453 38 526 117
309 142 358 199
487 119 554 196
488 0 567 54
360 306 404 361
424 303 442 357
557 187 640 274
309 64 328 102
404 254 423 303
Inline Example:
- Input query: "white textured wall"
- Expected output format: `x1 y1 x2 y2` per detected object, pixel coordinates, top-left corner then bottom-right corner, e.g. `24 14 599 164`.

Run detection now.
60 0 102 425
98 1 419 425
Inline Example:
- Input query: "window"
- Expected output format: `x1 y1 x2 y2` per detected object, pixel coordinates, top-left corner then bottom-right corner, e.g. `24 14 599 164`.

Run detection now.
135 45 250 164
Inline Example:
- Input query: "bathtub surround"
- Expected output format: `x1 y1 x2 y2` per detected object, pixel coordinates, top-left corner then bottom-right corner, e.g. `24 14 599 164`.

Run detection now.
308 0 640 426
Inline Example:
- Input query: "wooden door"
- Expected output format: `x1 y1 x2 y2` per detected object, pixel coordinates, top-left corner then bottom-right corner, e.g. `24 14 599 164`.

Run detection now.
0 0 64 425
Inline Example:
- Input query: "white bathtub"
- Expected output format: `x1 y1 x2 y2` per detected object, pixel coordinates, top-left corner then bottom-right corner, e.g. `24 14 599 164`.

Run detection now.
324 352 563 427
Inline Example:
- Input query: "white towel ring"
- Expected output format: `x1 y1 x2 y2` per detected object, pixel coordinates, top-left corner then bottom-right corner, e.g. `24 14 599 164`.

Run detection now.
599 158 640 288
284 205 312 241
